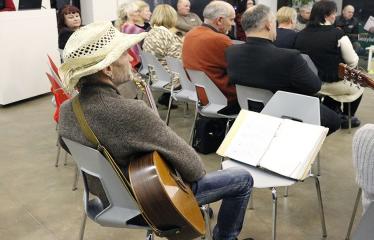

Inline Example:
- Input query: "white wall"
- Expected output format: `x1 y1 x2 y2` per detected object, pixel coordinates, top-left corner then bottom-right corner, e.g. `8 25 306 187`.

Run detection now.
80 0 118 25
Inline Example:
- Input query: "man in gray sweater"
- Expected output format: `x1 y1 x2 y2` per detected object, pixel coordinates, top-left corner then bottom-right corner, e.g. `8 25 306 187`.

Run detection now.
58 22 253 240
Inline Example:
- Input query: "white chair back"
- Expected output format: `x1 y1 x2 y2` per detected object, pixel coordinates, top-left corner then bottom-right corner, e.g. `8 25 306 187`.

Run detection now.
235 85 273 111
140 51 171 90
62 138 145 229
165 57 197 102
261 90 321 125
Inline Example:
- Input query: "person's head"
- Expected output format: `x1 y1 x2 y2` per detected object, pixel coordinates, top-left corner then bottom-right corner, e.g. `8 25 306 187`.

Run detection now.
241 4 277 41
342 4 354 20
59 22 147 92
136 0 151 22
150 4 178 29
276 6 297 28
308 0 337 27
177 0 191 16
247 0 255 9
299 4 312 21
57 5 81 32
203 1 236 34
115 2 140 29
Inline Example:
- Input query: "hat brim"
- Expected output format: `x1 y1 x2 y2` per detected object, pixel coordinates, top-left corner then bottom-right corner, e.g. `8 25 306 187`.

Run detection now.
59 32 147 92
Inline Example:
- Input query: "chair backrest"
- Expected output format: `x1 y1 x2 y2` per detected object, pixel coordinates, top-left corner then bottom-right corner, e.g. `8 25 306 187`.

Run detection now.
46 73 70 122
301 53 318 76
261 90 321 125
186 69 227 106
62 138 144 228
140 51 171 87
236 85 273 112
165 56 197 102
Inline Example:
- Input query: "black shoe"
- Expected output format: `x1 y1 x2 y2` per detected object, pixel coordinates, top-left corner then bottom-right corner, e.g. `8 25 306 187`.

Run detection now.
340 115 361 129
157 94 177 109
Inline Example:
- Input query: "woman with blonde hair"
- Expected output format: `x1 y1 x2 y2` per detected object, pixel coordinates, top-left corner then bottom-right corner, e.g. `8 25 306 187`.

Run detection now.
274 6 298 48
143 4 183 107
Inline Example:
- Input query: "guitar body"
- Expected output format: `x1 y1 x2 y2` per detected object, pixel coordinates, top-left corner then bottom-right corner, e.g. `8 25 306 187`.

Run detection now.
129 151 205 240
338 63 374 89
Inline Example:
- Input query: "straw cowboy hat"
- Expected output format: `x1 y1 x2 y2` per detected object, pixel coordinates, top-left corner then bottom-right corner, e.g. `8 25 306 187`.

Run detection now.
59 21 147 92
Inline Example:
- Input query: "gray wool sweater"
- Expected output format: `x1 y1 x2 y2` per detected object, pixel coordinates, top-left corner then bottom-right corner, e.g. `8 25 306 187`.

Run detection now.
59 83 206 182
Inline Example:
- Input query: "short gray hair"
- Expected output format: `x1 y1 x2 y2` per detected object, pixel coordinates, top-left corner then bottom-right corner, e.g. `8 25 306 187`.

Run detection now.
241 4 271 33
203 1 233 20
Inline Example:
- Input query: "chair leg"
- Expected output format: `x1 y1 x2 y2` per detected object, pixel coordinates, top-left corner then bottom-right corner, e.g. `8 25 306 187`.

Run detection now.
284 187 289 197
78 211 87 240
313 175 327 238
317 152 321 176
348 102 351 133
272 187 277 240
189 104 199 145
345 188 362 240
146 230 154 240
64 151 68 166
220 119 232 163
165 96 173 126
248 190 254 209
55 142 61 167
72 164 79 191
201 204 212 240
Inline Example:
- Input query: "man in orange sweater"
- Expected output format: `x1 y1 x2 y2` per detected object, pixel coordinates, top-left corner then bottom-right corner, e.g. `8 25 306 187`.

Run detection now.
182 0 239 114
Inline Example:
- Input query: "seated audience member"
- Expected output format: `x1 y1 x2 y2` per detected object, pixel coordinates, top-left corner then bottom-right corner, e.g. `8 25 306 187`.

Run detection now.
234 0 256 41
57 5 82 50
116 1 151 65
226 4 340 135
175 0 202 35
335 5 359 42
294 0 364 129
183 1 240 115
295 3 312 32
274 6 297 49
58 21 253 240
353 124 374 214
116 1 151 32
143 4 183 107
0 0 15 11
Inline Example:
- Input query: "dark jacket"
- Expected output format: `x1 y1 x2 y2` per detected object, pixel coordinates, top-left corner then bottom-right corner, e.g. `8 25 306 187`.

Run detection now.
294 25 344 83
226 37 321 95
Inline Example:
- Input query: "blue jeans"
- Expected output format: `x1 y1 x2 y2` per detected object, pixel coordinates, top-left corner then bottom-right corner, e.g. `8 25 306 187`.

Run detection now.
191 167 253 240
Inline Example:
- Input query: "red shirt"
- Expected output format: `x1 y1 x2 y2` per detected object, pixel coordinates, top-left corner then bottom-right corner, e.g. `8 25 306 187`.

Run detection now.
182 25 236 103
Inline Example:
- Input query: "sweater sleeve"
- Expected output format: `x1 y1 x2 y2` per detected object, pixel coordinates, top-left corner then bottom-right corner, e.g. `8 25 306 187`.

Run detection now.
112 100 206 182
338 35 359 68
290 53 321 95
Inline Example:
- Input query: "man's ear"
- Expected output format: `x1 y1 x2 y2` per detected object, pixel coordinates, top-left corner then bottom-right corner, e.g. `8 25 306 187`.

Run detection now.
102 65 113 78
265 20 271 31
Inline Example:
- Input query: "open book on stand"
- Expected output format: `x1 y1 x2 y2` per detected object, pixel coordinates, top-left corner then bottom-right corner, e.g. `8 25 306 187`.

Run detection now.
217 110 328 181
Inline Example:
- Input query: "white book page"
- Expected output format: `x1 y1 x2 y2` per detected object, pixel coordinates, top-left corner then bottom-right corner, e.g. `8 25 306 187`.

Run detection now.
364 16 374 31
259 119 325 179
223 111 282 166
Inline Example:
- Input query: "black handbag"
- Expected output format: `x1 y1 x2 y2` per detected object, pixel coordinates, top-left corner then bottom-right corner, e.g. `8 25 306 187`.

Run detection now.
192 117 227 154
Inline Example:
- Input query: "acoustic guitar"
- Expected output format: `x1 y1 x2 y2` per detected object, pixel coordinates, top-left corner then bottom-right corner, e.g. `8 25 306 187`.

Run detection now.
128 151 205 240
338 63 374 89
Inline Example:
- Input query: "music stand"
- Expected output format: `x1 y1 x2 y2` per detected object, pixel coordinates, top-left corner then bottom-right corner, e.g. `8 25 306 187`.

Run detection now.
18 0 42 10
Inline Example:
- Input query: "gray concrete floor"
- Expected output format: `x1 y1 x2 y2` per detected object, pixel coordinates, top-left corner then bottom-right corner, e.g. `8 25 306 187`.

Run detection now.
0 88 373 240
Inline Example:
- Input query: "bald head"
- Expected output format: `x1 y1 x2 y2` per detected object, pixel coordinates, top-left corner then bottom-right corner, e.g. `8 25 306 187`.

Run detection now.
203 1 235 34
342 5 354 20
